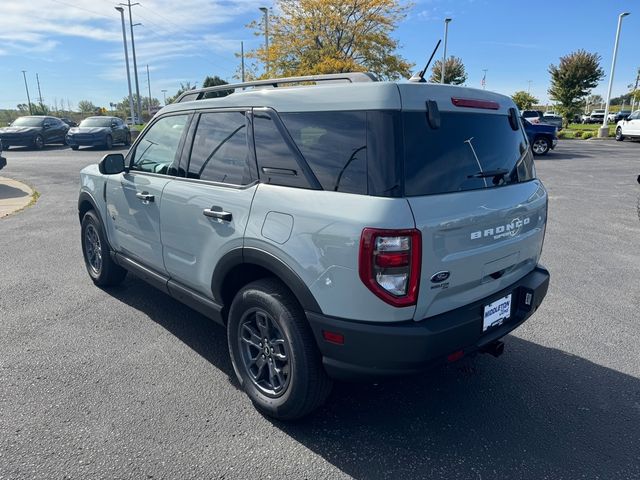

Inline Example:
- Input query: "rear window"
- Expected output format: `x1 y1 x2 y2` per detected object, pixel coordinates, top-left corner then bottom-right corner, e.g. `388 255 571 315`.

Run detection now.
403 112 535 196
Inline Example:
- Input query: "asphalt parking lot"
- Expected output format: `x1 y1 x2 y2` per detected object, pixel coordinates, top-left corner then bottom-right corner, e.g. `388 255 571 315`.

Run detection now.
0 140 639 479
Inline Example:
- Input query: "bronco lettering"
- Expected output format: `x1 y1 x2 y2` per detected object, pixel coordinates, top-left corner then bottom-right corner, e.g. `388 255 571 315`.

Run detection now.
471 217 530 240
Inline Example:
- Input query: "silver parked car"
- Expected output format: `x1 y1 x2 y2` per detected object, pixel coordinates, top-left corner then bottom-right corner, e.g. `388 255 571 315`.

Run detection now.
78 73 550 419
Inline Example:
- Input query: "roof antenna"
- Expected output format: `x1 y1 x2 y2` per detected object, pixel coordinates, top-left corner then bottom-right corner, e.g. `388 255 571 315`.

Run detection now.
409 39 441 83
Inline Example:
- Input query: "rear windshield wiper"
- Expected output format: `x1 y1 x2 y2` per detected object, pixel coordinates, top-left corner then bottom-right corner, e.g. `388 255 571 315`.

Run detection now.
467 168 509 179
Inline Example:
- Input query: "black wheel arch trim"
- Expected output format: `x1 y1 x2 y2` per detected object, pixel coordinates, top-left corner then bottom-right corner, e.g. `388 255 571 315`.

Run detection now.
211 247 322 315
78 191 114 253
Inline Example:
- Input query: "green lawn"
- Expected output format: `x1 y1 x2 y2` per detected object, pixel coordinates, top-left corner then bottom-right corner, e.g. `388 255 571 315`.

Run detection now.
559 123 615 139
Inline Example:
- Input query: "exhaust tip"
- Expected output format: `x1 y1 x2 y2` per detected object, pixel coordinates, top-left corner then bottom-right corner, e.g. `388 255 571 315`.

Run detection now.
481 340 505 358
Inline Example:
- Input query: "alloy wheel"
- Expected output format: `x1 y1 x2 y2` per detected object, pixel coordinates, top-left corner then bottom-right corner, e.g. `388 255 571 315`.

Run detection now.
84 224 102 275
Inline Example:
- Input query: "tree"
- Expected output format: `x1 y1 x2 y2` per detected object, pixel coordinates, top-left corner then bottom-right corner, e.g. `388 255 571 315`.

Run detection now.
511 91 539 110
202 75 232 98
548 50 604 126
585 94 604 110
165 82 196 104
244 0 412 80
77 100 97 114
429 57 467 85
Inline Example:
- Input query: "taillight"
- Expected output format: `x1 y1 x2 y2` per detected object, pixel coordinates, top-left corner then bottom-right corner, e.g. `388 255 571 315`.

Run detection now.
358 228 421 307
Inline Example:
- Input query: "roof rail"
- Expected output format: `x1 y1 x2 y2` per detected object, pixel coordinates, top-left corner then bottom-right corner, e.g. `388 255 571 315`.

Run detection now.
175 72 377 103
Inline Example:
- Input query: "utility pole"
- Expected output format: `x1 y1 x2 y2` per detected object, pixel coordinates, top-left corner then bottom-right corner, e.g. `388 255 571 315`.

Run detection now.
161 89 167 105
21 71 32 114
120 0 142 123
481 69 487 89
115 6 135 126
259 7 269 76
146 64 152 116
631 67 640 112
241 41 245 83
36 73 44 112
441 18 452 84
527 80 532 94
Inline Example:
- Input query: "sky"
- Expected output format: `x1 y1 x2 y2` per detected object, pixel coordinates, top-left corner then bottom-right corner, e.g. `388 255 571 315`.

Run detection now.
0 0 638 110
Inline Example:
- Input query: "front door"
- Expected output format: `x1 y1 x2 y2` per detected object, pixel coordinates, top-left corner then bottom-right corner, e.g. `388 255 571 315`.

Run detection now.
106 113 190 273
161 110 257 297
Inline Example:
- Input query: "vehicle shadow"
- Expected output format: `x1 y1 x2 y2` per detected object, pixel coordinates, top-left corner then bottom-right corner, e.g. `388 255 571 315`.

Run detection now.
106 275 640 479
535 150 588 161
0 184 29 200
6 145 69 152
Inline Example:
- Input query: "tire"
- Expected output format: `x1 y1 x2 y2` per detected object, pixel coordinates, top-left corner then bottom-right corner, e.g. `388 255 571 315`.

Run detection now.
33 135 44 150
104 135 113 150
124 133 131 146
71 145 79 150
227 278 332 420
531 136 550 156
80 210 127 287
615 127 624 142
3 144 9 150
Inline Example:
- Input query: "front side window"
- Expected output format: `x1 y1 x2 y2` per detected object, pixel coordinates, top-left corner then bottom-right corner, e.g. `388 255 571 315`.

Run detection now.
187 112 252 185
130 114 188 175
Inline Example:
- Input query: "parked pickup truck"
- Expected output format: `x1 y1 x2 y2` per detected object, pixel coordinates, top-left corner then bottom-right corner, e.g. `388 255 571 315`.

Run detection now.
523 117 558 155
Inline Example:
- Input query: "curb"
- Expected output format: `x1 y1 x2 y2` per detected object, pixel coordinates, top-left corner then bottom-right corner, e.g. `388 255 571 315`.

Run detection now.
0 175 37 218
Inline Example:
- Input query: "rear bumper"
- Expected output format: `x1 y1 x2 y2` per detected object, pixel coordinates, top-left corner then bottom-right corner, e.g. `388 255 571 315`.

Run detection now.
307 266 550 380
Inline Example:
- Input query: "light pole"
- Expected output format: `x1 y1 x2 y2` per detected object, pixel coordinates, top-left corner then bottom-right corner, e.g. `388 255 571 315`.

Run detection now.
161 89 167 105
21 70 32 114
115 7 135 125
441 18 452 84
259 7 269 76
527 80 532 94
600 12 630 138
119 0 142 124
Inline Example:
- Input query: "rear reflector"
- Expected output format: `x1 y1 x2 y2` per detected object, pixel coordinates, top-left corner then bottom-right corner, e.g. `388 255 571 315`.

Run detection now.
447 350 464 362
451 97 500 110
322 330 344 345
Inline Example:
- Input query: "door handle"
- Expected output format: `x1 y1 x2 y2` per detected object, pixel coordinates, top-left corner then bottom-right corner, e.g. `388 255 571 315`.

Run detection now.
135 191 155 202
203 207 232 222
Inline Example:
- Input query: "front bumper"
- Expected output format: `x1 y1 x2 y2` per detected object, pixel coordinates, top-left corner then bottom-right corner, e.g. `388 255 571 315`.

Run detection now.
66 135 106 147
307 266 550 380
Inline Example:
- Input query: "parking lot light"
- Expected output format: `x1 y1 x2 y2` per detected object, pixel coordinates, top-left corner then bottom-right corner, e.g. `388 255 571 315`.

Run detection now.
441 18 452 84
600 12 630 138
115 7 136 126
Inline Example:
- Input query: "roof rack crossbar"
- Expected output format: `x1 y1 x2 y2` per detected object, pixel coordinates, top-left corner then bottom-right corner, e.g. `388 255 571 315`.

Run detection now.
175 72 377 103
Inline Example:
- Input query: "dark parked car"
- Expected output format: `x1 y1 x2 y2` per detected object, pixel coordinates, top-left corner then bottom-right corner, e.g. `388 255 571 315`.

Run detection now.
522 117 558 155
0 139 5 170
66 116 131 150
0 116 69 150
614 110 632 122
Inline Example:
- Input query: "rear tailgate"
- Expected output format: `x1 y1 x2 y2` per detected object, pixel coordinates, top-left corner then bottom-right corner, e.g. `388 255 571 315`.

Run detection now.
409 181 547 320
398 84 547 320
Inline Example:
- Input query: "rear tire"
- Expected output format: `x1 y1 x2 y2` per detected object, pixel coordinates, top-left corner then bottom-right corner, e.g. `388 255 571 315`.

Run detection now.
531 136 550 156
615 127 624 141
81 210 127 287
71 145 79 150
33 135 44 150
124 133 131 146
104 135 113 150
227 278 332 420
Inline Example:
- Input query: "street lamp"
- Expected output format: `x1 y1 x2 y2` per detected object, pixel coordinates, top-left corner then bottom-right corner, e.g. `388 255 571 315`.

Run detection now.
259 7 269 76
21 70 32 115
161 89 167 105
441 18 452 84
115 7 136 125
600 11 630 138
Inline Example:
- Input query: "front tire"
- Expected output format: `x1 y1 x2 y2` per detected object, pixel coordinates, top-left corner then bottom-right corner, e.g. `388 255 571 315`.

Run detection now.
615 127 624 141
71 145 79 150
227 278 332 420
531 136 550 156
124 133 131 146
81 210 127 286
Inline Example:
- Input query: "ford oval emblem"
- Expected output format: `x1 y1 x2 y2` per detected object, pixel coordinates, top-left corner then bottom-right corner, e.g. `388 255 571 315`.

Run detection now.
430 271 450 283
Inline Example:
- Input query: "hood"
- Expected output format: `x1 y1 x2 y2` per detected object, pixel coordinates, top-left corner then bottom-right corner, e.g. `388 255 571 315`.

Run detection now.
0 126 41 134
68 127 110 135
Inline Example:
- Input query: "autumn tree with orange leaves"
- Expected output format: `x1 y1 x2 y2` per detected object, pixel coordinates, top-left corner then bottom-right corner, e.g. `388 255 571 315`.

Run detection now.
244 0 413 80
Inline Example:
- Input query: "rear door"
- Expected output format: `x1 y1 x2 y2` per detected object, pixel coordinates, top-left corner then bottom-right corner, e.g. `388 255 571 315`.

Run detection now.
106 113 190 272
402 107 547 320
160 109 257 297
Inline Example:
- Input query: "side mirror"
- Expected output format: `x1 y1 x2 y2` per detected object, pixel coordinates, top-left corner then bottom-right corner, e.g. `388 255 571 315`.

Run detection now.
43 123 50 129
111 121 118 128
98 153 126 175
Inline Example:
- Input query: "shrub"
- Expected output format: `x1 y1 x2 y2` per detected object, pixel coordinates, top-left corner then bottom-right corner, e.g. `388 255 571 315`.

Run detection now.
557 131 566 139
582 131 593 140
573 130 583 138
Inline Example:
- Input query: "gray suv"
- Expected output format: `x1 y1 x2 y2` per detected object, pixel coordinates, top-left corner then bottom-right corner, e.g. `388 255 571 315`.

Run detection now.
78 73 550 419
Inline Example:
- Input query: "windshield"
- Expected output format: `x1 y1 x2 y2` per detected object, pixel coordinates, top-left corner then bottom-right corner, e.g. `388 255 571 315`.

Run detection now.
404 112 535 196
79 118 113 127
11 117 44 127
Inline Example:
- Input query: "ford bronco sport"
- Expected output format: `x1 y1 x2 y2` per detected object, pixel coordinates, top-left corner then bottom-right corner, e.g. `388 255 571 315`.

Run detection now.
78 73 550 420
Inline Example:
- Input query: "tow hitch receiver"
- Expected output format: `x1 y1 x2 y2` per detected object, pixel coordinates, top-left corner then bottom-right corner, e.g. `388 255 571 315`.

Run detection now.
481 340 505 358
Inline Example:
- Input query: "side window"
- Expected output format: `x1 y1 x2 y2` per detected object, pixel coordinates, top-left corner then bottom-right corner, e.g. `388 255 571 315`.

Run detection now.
130 114 188 175
280 111 367 194
187 112 252 185
253 112 312 188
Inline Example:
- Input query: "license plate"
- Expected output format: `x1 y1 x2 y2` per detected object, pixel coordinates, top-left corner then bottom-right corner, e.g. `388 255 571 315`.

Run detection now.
483 294 512 332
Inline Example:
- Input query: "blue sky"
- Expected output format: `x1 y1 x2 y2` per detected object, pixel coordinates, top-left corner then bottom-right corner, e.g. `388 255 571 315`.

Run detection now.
1 0 638 110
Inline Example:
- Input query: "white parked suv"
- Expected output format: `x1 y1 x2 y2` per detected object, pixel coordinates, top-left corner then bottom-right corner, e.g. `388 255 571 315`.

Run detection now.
615 110 640 141
78 73 550 419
